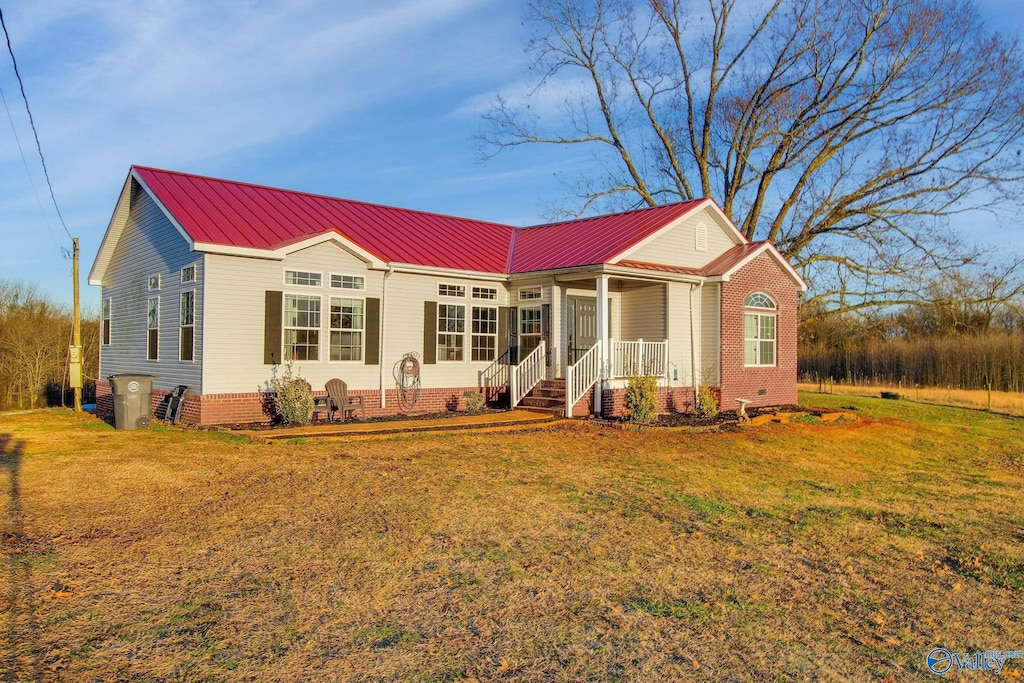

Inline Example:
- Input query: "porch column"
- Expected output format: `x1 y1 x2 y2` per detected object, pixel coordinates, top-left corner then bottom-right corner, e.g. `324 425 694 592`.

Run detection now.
595 274 610 412
550 279 562 379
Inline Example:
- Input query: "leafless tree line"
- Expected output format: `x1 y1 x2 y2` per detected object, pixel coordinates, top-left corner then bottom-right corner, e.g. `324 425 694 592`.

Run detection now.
800 278 1024 390
0 280 97 410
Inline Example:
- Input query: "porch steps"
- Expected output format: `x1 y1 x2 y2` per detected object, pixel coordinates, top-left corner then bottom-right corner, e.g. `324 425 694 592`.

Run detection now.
519 379 566 415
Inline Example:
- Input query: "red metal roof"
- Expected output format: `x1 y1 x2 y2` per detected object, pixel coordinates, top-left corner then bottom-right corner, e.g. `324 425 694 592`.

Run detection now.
699 241 768 276
615 260 707 277
509 201 705 273
131 167 719 275
133 166 516 273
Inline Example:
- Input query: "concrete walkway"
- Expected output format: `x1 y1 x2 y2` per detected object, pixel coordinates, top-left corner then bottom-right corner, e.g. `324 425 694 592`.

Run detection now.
229 408 559 442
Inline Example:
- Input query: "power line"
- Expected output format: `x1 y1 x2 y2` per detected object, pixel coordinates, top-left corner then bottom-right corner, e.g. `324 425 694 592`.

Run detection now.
0 4 74 249
0 82 64 256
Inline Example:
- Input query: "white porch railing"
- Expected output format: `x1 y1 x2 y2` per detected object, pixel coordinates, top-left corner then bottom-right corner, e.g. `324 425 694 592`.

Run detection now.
565 341 600 418
510 340 546 408
479 350 510 404
612 339 668 378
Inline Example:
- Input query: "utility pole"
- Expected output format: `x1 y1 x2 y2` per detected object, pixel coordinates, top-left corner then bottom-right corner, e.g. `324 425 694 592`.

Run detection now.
71 237 83 412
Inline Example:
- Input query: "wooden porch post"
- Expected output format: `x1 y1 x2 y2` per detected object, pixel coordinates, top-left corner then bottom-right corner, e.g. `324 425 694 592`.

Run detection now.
595 274 610 414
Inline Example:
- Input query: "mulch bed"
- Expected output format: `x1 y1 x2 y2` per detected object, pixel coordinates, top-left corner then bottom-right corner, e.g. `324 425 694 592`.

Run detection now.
210 407 510 432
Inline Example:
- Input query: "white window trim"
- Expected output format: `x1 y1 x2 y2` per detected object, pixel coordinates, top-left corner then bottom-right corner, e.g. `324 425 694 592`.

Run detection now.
147 296 160 362
745 292 777 310
179 289 195 363
180 264 197 284
147 274 161 291
438 283 467 298
471 286 498 301
328 295 365 363
101 297 112 346
470 305 499 363
282 269 324 288
744 311 777 367
437 302 467 362
283 292 323 362
329 273 366 291
519 286 543 301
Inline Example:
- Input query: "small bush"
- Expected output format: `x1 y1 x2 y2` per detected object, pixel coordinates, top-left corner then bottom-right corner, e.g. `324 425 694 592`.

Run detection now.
463 391 485 412
267 362 314 425
624 374 659 426
695 385 719 419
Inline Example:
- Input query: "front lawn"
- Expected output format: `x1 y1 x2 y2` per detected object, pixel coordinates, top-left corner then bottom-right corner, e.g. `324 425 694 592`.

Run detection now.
1 393 1021 680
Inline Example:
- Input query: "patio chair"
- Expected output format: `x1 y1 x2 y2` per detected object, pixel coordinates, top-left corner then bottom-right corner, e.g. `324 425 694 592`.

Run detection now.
325 378 366 423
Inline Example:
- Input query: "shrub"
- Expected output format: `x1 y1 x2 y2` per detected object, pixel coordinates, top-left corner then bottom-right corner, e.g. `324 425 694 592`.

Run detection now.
267 362 314 425
695 385 719 419
463 391 485 412
624 374 659 426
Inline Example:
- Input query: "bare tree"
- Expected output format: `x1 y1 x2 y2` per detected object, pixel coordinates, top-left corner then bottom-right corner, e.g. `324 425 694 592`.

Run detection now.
482 0 1024 311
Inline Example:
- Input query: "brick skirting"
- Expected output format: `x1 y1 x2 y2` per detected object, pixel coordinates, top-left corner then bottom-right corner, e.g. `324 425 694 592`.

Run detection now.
599 386 706 419
96 380 503 425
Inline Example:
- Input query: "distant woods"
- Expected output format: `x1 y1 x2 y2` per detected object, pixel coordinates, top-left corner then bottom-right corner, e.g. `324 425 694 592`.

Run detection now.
800 283 1024 391
0 280 97 410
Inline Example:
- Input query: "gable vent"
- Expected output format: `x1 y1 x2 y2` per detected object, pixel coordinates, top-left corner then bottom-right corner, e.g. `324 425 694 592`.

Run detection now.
695 221 708 252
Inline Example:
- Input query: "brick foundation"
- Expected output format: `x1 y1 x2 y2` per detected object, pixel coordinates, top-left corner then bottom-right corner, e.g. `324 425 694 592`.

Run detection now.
599 386 700 419
719 253 799 409
96 380 502 426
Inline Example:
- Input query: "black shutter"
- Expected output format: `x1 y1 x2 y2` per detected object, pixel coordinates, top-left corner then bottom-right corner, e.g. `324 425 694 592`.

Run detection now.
264 291 283 365
364 297 380 365
423 301 437 364
498 306 509 358
508 307 519 364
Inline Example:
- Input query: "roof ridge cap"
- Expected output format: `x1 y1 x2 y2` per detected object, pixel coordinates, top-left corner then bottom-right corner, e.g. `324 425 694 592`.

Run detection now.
518 198 708 230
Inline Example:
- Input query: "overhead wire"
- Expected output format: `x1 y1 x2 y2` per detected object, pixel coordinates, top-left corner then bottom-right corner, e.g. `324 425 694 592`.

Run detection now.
0 3 74 259
0 82 63 256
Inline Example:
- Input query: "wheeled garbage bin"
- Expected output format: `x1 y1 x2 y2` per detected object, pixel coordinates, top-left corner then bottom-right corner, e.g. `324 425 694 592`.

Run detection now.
108 374 158 430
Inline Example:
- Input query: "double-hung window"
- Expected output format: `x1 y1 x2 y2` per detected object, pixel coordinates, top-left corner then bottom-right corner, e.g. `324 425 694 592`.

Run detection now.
519 306 542 355
744 293 776 367
330 297 363 361
471 306 497 361
147 297 159 361
437 304 465 361
101 297 111 345
179 290 195 362
284 294 321 361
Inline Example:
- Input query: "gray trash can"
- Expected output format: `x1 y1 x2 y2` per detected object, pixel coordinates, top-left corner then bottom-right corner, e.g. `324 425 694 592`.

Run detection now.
109 374 158 430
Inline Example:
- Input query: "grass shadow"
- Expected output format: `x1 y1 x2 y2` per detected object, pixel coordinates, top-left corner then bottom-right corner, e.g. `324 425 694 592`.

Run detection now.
0 433 40 680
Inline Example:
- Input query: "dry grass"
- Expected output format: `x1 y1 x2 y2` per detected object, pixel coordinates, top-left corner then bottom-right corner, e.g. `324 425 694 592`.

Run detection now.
2 396 1023 681
800 381 1024 417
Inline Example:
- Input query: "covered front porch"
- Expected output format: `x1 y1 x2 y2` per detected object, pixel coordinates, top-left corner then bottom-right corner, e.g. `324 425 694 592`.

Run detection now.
483 267 715 417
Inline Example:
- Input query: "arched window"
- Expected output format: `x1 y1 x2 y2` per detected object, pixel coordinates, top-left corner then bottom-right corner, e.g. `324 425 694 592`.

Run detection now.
744 293 776 366
745 292 776 309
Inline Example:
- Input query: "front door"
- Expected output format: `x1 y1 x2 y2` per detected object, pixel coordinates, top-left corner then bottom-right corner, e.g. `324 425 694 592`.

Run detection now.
567 296 597 365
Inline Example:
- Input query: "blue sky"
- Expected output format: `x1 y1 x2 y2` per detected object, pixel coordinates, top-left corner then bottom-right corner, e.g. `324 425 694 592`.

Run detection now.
1 0 1022 306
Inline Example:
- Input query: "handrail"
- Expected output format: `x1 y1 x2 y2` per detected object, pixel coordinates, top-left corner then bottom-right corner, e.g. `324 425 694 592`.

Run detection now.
479 349 510 404
565 341 600 417
510 340 546 408
612 339 668 378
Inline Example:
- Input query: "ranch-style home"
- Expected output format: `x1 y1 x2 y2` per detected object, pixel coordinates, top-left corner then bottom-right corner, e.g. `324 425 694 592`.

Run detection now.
89 166 806 425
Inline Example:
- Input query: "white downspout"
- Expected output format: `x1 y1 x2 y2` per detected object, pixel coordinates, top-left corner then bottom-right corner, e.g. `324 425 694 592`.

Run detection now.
379 266 393 409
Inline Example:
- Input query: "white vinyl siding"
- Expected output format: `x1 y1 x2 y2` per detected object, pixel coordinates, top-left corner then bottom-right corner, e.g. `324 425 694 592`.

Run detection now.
202 241 386 394
627 207 738 268
98 182 203 391
666 281 694 386
619 282 665 341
